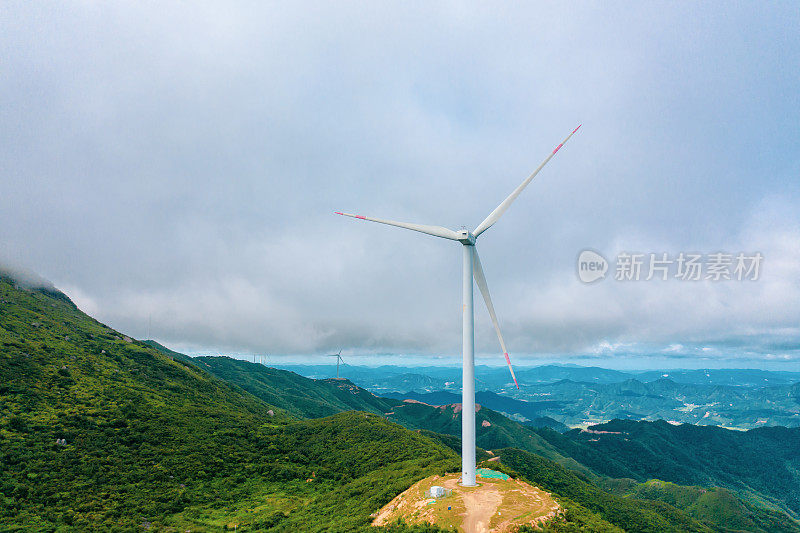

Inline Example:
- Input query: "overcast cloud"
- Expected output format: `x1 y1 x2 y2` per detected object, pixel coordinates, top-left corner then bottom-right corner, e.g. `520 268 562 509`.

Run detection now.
1 2 798 366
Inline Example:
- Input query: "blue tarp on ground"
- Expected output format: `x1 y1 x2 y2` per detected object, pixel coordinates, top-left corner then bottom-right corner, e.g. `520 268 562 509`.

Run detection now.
476 468 509 480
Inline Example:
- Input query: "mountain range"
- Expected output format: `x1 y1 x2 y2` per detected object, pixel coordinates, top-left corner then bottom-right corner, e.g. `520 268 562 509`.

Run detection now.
3 273 800 531
279 364 800 430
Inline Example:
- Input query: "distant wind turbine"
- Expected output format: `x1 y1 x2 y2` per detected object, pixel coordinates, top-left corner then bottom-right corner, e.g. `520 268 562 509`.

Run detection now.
336 125 580 486
328 349 345 379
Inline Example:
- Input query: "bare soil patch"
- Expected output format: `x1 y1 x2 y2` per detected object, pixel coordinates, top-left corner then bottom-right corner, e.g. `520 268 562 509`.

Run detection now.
372 471 559 533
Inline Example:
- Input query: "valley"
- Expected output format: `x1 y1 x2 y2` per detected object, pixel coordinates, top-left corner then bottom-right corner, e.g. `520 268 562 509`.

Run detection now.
279 364 800 430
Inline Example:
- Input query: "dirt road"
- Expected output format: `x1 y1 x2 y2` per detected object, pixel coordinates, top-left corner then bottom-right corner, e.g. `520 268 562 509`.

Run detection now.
460 485 502 532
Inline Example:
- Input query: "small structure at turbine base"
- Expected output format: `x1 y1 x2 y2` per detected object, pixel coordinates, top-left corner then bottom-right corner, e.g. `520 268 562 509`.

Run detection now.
424 485 451 498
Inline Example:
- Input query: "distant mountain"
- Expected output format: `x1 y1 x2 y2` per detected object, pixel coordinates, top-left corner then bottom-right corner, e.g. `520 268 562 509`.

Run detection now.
515 364 634 384
384 390 568 430
282 365 800 429
278 363 633 391
634 368 800 387
506 377 800 429
280 363 800 389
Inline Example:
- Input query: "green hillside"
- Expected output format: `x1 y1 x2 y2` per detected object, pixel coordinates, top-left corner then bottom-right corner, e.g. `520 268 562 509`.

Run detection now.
191 357 594 475
533 419 800 517
0 275 461 531
4 273 800 532
386 400 595 477
143 339 196 365
194 356 400 419
494 447 800 533
194 356 601 477
496 448 712 532
615 479 799 532
187 353 800 531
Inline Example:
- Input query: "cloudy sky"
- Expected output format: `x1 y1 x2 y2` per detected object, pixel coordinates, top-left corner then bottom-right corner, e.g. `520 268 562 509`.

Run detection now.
2 2 798 368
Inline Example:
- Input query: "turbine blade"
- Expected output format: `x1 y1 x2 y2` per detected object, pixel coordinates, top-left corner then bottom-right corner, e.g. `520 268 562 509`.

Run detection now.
472 247 519 389
473 125 581 237
335 211 460 241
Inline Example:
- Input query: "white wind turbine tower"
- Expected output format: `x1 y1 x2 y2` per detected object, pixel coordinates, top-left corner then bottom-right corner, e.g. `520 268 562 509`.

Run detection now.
337 125 580 486
328 349 345 379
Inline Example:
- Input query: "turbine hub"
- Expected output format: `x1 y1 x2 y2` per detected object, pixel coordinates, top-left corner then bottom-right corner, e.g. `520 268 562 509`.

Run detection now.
456 230 476 245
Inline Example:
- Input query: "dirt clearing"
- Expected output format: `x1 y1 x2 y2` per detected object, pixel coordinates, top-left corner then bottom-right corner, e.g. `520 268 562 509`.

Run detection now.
371 470 559 532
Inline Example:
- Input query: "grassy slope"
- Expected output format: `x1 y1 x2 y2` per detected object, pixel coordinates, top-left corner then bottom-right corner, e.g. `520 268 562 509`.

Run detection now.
0 276 461 531
386 401 595 477
189 358 596 477
253 412 460 532
142 339 196 364
534 419 800 517
613 479 799 533
194 356 400 419
496 448 715 533
194 354 800 531
193 356 800 532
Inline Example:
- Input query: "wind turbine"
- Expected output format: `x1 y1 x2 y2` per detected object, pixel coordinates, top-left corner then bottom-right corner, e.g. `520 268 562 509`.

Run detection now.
337 125 580 486
328 349 345 379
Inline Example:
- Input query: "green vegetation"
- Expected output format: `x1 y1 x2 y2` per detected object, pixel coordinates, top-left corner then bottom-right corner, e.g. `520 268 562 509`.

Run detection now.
3 273 800 532
194 356 400 419
0 276 459 531
138 341 800 531
494 449 713 533
196 356 596 476
143 339 196 365
615 480 799 532
384 399 596 477
534 419 800 518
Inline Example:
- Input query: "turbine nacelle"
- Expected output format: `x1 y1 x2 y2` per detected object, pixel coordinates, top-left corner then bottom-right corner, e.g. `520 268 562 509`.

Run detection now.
456 230 476 245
